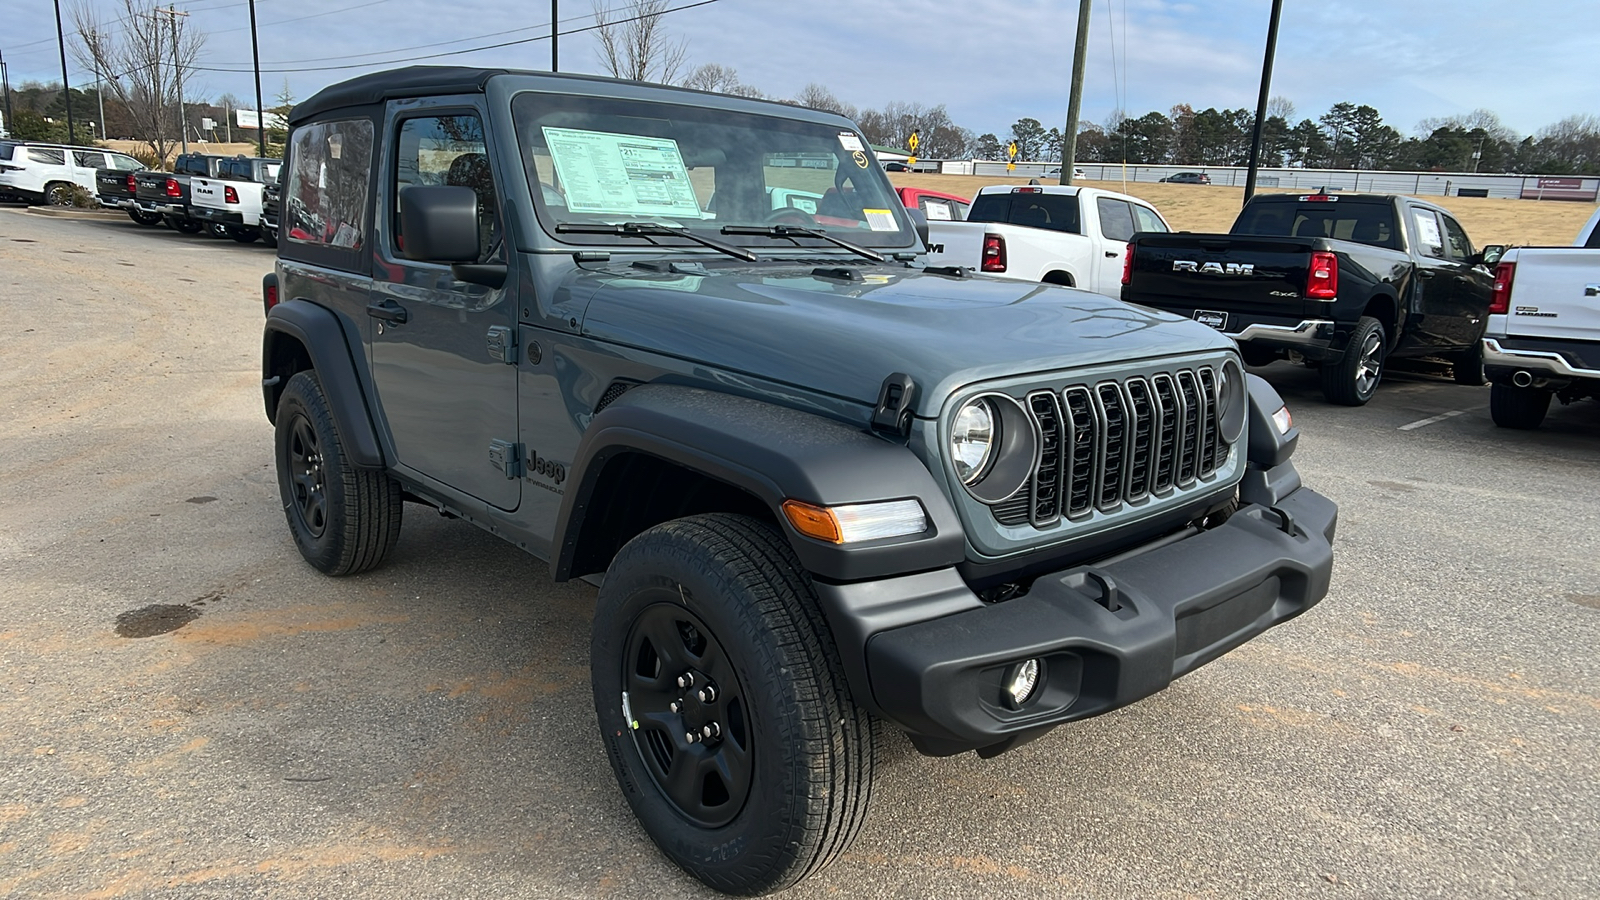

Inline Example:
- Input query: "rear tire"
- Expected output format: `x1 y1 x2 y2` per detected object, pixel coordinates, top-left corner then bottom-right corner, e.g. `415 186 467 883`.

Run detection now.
1452 340 1487 386
170 217 204 234
128 208 163 226
274 370 402 574
591 514 878 896
1489 382 1551 430
259 227 279 249
1321 316 1385 406
44 182 74 206
229 226 261 244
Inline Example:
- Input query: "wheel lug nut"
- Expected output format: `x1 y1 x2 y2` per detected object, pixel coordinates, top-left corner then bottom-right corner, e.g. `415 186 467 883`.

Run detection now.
669 701 681 713
676 673 695 690
685 731 700 743
697 685 716 703
702 722 720 740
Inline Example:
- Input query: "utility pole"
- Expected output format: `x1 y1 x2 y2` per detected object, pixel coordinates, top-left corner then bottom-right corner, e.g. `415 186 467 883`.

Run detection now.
1 49 14 137
1242 0 1284 205
95 57 107 140
53 0 76 143
248 0 265 156
154 6 190 155
1059 0 1091 185
550 0 559 72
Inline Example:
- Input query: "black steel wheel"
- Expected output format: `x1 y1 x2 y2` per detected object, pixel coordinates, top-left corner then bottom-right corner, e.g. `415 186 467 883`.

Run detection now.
127 208 163 227
592 514 878 896
1321 316 1385 405
274 370 402 574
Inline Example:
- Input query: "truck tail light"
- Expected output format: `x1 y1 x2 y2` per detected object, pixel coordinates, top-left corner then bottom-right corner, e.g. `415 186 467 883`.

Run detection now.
164 178 181 198
1306 251 1338 299
126 173 137 193
225 185 239 204
1121 242 1135 285
981 233 1007 272
1488 261 1515 314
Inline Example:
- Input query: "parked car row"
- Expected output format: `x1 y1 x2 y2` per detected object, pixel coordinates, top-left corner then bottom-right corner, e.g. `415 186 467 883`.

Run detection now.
1 139 282 247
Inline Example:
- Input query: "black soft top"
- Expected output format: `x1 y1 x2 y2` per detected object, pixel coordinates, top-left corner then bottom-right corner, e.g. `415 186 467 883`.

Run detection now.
289 66 506 125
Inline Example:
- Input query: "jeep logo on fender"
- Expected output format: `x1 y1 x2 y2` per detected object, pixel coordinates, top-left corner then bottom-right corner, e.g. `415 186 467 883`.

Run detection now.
526 450 566 484
1173 260 1255 276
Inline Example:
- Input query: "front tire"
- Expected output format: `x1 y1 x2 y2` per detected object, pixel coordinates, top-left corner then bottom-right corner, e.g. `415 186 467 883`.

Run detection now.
1321 316 1386 405
274 370 402 574
1489 382 1551 430
591 514 878 896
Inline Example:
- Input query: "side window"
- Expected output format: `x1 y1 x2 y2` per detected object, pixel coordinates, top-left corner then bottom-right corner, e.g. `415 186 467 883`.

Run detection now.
393 114 498 261
73 151 106 169
287 118 375 250
28 148 66 165
953 201 970 220
109 154 142 171
1411 209 1445 259
1132 204 1168 233
1096 196 1136 242
1440 214 1472 262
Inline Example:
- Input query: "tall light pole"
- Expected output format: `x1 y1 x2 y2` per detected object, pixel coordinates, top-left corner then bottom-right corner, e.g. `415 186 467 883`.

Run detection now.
1 49 14 136
1059 0 1091 185
1243 0 1285 205
249 0 266 156
155 6 190 155
551 0 559 72
53 0 76 143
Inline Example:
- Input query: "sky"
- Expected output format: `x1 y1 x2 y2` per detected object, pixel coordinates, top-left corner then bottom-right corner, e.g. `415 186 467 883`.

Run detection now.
4 0 1593 141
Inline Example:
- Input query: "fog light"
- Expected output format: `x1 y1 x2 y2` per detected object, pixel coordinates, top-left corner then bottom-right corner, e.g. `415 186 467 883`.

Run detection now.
1270 405 1293 435
1004 659 1041 708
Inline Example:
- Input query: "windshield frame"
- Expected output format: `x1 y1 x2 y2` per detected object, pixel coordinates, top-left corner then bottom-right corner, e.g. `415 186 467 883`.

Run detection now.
507 86 920 253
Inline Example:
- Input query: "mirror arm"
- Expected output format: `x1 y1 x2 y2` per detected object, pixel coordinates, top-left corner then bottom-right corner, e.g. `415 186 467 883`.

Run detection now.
452 263 508 289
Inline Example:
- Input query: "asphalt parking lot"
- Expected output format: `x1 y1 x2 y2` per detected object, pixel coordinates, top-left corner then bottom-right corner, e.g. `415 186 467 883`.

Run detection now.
2 205 1597 899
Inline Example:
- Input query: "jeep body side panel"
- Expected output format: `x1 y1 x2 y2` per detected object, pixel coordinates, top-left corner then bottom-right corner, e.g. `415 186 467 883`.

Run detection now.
262 296 386 468
553 384 966 583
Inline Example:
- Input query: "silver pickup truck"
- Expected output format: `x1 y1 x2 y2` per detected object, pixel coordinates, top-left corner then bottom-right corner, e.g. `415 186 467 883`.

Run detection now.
1482 208 1600 428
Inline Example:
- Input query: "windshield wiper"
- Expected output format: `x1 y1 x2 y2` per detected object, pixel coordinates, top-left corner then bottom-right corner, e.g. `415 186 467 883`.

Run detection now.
555 222 759 262
721 225 885 263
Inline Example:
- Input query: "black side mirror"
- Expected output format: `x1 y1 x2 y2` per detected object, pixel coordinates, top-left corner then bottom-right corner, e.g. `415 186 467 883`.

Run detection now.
399 185 479 263
1477 244 1506 267
905 207 930 251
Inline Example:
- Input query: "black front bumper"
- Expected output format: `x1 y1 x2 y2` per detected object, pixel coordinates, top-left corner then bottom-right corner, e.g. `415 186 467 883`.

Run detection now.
817 485 1337 756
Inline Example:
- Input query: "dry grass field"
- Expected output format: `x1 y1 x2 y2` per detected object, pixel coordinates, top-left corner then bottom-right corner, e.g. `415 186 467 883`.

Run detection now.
891 172 1598 248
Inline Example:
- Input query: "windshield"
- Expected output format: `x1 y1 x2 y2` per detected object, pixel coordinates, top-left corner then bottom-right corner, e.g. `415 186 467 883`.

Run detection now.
511 91 916 249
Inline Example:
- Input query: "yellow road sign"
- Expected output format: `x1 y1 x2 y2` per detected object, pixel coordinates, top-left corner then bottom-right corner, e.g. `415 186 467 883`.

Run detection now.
1007 141 1018 160
908 131 920 152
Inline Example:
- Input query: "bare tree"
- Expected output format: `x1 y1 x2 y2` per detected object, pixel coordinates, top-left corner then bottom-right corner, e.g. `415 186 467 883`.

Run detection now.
593 0 688 85
792 83 857 120
70 0 204 164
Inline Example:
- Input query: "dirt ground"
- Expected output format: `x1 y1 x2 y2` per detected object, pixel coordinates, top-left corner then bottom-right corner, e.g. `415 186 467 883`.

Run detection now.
890 173 1599 248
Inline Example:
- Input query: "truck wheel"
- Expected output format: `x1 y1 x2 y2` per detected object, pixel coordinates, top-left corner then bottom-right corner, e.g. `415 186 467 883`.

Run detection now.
591 513 878 895
1320 316 1385 406
171 218 204 234
274 370 402 575
44 182 74 206
229 227 261 244
1452 341 1487 386
1489 382 1551 430
127 208 163 227
259 227 279 249
1240 344 1279 368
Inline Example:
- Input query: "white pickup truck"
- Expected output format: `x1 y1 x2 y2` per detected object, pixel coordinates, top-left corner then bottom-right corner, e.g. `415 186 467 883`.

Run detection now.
925 184 1173 298
1482 207 1600 429
190 156 281 244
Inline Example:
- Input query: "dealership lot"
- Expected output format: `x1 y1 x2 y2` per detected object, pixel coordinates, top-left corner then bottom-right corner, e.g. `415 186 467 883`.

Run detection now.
1 207 1597 899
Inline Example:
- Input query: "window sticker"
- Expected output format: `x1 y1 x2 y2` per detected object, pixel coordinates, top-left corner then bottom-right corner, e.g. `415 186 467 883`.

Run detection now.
863 208 898 232
541 126 704 219
838 132 865 153
1412 210 1442 251
924 202 953 221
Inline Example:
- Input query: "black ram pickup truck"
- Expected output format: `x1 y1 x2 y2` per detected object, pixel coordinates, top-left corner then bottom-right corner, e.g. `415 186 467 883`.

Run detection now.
133 152 224 234
95 166 164 227
1122 192 1497 405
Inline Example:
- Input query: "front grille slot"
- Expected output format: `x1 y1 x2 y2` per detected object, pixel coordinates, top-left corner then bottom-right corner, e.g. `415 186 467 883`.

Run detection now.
1063 386 1097 517
1026 391 1064 525
983 365 1228 529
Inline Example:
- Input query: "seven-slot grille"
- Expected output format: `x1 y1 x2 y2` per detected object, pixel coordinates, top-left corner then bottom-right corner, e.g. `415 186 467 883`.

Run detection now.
992 365 1227 528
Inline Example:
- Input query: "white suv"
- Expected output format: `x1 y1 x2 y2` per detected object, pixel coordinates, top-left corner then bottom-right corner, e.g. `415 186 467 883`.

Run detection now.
0 141 143 205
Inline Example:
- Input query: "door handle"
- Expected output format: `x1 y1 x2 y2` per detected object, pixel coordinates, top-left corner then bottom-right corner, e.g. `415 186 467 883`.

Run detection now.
1104 250 1119 258
367 298 408 324
1417 270 1436 279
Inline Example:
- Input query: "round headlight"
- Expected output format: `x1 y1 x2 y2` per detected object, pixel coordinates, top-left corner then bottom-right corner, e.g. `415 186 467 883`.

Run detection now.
951 399 996 484
1217 358 1247 444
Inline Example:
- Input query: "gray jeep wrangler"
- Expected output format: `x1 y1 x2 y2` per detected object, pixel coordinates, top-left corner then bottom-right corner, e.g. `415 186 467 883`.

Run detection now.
261 66 1337 895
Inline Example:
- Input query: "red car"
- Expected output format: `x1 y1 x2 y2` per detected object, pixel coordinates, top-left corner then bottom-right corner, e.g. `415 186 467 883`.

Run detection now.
895 186 970 221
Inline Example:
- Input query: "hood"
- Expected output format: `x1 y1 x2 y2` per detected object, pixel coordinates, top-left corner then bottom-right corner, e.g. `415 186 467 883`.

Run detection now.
577 262 1235 417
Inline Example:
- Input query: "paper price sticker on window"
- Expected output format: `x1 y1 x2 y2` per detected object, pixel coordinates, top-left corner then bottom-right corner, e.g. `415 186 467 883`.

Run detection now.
863 208 898 232
838 132 866 153
542 126 704 219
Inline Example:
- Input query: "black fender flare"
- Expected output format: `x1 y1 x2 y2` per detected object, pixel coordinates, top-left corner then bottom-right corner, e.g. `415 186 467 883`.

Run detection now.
553 384 966 583
262 299 385 469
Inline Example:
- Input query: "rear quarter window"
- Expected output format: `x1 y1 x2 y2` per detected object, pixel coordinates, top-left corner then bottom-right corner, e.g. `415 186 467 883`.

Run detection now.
28 148 67 165
285 118 375 252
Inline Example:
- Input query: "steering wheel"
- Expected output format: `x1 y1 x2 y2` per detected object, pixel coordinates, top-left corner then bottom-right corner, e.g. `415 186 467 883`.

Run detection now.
764 206 818 227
